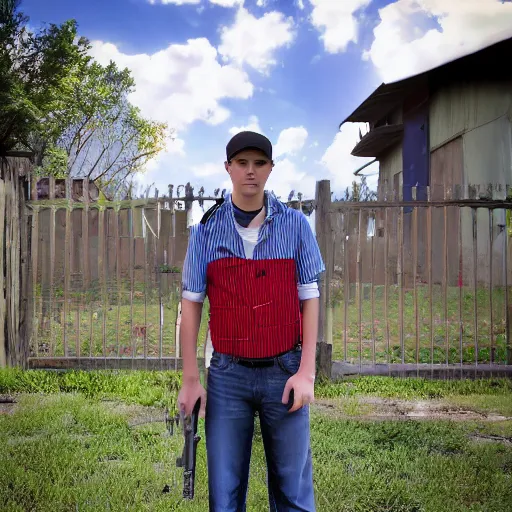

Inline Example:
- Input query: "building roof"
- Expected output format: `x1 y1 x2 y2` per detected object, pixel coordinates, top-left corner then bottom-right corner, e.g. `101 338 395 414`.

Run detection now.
340 34 512 127
351 124 404 157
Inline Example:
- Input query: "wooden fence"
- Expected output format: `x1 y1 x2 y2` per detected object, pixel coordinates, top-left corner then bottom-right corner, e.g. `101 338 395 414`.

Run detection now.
2 173 512 378
23 177 314 372
0 156 31 369
315 180 512 378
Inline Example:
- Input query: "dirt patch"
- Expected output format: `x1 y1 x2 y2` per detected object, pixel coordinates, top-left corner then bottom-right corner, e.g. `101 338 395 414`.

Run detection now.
0 395 17 415
469 433 512 446
99 399 167 428
313 397 512 422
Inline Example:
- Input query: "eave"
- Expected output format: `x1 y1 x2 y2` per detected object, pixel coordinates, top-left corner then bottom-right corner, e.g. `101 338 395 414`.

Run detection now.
351 124 403 157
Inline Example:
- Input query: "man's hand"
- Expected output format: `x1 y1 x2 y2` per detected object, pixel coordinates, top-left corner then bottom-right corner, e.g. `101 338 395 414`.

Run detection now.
281 370 315 413
178 378 207 418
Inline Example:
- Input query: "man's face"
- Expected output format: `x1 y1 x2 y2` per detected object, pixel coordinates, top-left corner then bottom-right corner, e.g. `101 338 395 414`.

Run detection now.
225 149 273 198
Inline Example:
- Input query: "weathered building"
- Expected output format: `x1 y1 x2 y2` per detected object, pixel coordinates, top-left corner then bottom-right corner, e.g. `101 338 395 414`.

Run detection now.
341 36 512 286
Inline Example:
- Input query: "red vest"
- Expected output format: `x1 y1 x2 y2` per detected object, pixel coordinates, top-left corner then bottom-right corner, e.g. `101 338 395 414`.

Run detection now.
206 256 302 358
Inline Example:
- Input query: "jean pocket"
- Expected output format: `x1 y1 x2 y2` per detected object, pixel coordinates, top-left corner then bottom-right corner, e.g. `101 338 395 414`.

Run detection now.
208 351 232 371
277 348 302 376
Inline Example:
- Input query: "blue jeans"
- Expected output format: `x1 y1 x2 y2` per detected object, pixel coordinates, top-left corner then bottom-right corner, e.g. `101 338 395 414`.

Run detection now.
205 346 316 512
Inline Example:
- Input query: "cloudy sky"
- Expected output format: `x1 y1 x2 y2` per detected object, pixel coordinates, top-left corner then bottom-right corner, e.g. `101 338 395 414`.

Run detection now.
22 0 512 214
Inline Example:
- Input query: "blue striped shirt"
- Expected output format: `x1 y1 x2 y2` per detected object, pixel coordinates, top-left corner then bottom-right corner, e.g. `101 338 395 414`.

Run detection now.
181 190 325 303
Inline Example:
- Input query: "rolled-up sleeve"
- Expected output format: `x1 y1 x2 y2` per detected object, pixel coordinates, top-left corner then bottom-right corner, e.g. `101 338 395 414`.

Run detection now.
181 222 207 303
296 213 325 298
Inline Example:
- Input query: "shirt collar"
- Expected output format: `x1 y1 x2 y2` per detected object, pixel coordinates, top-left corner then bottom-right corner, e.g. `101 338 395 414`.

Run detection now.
224 190 283 222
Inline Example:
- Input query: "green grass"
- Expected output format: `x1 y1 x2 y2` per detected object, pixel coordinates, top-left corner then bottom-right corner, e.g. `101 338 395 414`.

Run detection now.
32 283 510 366
331 284 509 365
315 375 512 400
0 367 182 409
1 369 512 511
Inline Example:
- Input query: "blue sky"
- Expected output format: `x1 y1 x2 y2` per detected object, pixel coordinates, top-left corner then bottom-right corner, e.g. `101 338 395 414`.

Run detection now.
21 0 512 217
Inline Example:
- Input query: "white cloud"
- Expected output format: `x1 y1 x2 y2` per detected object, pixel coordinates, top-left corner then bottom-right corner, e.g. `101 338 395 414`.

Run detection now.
191 162 226 177
209 0 244 6
308 0 372 53
365 0 512 83
319 122 378 194
256 0 267 7
228 115 264 135
297 0 305 9
267 158 317 199
89 37 254 157
274 126 308 158
218 7 296 74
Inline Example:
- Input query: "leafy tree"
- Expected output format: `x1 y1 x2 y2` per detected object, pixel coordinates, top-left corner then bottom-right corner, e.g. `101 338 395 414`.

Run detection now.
0 0 89 156
1 0 168 196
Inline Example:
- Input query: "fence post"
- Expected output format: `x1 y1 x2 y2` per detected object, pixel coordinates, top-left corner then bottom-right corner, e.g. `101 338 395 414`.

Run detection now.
315 180 333 379
0 176 5 368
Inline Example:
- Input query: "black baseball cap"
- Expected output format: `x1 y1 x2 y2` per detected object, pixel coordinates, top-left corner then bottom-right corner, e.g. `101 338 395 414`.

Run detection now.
226 131 273 161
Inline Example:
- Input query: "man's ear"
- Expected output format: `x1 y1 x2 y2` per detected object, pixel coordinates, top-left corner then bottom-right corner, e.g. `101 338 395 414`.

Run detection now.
224 161 229 172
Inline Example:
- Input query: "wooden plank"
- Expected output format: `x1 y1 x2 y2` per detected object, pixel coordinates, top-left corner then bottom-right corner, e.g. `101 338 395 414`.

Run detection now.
458 205 464 365
130 207 135 365
413 205 419 369
19 176 30 368
343 212 349 361
31 208 39 358
314 180 333 378
472 208 478 365
371 209 376 366
0 179 5 367
398 206 404 363
82 194 90 359
443 204 448 364
49 206 55 356
331 198 512 211
5 173 13 364
98 207 107 358
427 197 434 367
114 207 121 358
24 194 512 212
73 209 80 360
63 203 71 357
489 209 494 363
143 207 148 362
25 357 512 377
331 362 512 379
384 208 390 365
505 212 511 365
28 356 203 371
157 202 164 360
7 169 21 366
356 208 362 369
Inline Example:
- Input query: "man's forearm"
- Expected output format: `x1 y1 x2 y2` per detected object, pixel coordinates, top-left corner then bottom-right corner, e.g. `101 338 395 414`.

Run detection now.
298 297 319 380
180 298 204 382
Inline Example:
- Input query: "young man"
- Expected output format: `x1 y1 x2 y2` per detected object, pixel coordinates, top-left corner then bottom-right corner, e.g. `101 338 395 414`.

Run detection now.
177 131 325 511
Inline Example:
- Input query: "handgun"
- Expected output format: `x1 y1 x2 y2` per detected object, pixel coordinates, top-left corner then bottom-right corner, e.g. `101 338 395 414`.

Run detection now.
175 397 201 500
